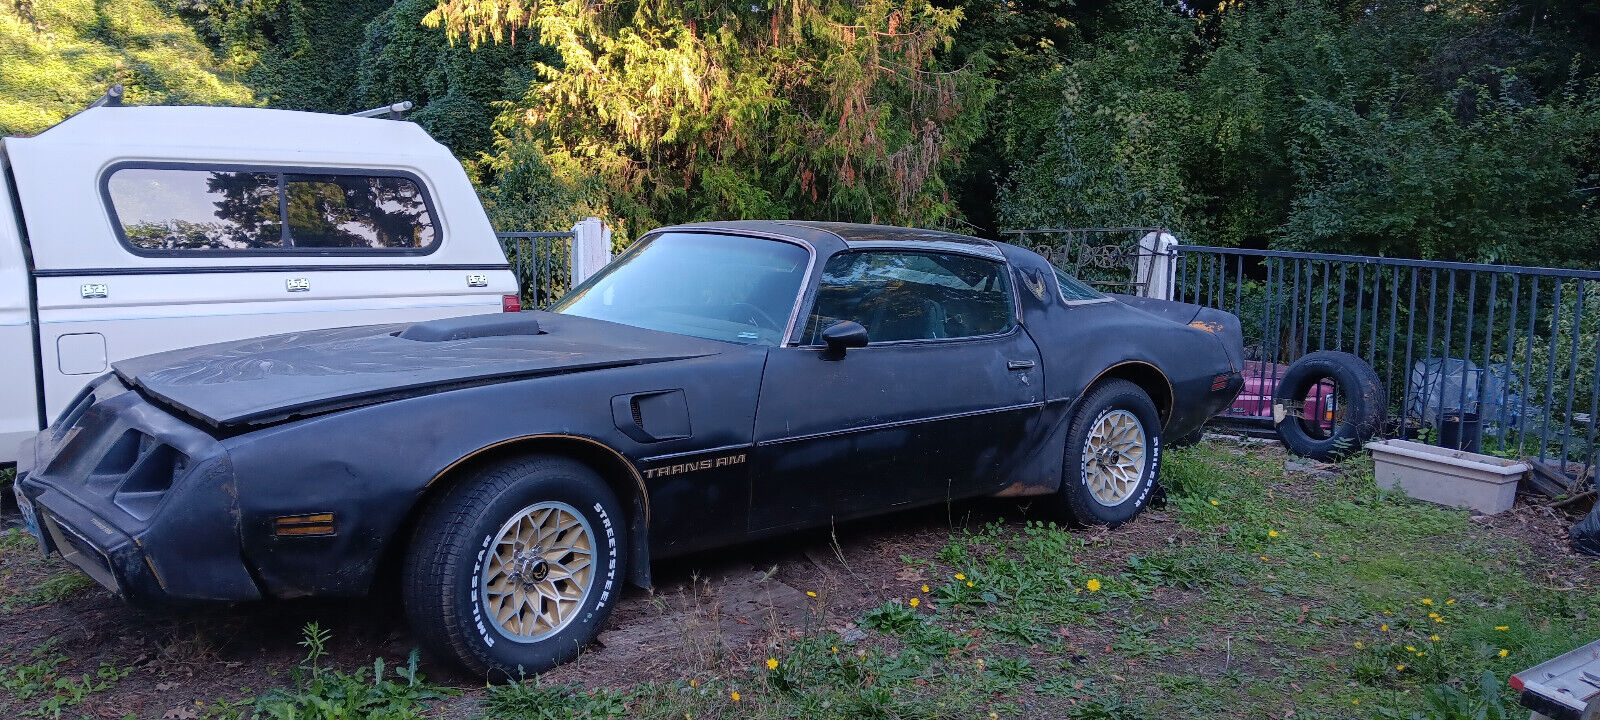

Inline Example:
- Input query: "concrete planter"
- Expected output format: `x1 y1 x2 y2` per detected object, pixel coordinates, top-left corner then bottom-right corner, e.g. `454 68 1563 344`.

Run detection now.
1365 439 1529 514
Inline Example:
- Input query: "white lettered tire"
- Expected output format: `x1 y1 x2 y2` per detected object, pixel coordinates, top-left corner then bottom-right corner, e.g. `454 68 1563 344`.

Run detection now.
1056 379 1163 527
403 455 625 680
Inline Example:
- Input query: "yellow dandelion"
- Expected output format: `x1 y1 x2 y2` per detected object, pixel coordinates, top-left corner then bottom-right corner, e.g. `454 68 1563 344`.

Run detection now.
731 691 741 702
1352 700 1360 705
1381 624 1389 631
1428 612 1440 619
1495 626 1509 631
1210 500 1219 506
955 573 966 581
766 658 779 670
922 584 930 593
1384 610 1392 615
1498 649 1509 658
1446 598 1456 605
1353 641 1364 649
1434 617 1443 624
831 646 838 653
966 581 975 587
1405 646 1416 652
990 714 999 720
1421 598 1433 606
1416 651 1425 657
807 590 817 598
1260 556 1268 561
1397 664 1406 671
910 597 920 608
1430 634 1440 642
1268 530 1280 538
1086 579 1102 592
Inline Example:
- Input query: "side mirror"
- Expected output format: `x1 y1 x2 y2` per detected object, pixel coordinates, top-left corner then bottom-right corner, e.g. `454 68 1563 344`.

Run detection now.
821 320 869 357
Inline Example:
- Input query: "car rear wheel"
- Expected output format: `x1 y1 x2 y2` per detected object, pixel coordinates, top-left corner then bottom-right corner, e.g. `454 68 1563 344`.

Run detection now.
1056 379 1163 527
402 455 625 680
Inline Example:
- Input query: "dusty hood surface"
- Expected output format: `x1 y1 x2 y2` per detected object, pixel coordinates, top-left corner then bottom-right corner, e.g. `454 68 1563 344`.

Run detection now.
113 312 723 431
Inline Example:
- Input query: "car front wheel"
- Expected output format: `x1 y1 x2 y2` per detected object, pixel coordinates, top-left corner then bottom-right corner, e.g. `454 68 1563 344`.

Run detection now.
1056 379 1163 527
402 455 626 680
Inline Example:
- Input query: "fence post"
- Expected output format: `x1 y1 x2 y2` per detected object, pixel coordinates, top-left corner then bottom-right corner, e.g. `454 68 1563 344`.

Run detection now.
570 217 612 286
1136 231 1179 300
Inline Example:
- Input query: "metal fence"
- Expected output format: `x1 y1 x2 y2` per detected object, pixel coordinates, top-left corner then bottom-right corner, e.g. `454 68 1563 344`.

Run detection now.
1170 245 1599 479
497 231 573 309
1002 227 1173 294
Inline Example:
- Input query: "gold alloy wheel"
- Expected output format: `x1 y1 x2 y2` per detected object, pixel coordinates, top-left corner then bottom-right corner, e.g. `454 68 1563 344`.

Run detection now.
1081 409 1148 506
479 501 596 642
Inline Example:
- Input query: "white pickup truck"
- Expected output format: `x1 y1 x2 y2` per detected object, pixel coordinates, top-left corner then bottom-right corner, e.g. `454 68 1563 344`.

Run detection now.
0 103 523 464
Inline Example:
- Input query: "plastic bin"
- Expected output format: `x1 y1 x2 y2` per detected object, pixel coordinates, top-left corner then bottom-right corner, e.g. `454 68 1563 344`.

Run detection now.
1366 439 1528 514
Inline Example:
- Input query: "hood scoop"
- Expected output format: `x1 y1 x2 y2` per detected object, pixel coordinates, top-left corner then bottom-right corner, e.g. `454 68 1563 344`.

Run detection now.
399 313 542 342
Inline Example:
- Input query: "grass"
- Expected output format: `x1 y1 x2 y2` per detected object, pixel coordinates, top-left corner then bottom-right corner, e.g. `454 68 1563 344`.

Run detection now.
1 438 1595 718
0 529 96 610
459 439 1600 719
0 639 130 719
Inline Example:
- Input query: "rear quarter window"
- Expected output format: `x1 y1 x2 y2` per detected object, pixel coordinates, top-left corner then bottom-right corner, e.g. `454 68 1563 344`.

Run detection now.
104 164 438 255
1054 267 1110 303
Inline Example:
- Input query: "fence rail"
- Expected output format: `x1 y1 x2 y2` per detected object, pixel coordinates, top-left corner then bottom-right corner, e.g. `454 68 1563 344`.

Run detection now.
497 231 572 309
1170 245 1598 479
1006 227 1597 481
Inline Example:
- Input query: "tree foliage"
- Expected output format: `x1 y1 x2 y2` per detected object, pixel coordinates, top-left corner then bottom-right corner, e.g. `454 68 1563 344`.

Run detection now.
991 0 1600 266
424 0 994 240
0 0 255 136
6 0 1597 267
356 0 552 158
177 0 393 111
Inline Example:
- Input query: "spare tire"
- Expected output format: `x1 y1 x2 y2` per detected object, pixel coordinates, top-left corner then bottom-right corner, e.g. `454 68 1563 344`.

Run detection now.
1272 351 1383 461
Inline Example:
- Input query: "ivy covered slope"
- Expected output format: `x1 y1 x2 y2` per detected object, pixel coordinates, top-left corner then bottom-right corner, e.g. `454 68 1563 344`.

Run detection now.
0 0 254 136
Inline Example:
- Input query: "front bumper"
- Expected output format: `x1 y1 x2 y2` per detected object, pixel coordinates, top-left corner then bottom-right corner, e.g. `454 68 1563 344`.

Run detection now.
15 374 261 603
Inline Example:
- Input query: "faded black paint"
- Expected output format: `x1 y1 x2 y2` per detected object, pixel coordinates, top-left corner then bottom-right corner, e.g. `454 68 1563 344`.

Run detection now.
15 221 1244 604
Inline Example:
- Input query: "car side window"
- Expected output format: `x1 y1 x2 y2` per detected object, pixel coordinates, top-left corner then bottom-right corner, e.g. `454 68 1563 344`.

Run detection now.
805 250 1014 344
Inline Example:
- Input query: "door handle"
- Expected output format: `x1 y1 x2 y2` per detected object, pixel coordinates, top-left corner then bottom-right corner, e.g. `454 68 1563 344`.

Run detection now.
1007 360 1036 371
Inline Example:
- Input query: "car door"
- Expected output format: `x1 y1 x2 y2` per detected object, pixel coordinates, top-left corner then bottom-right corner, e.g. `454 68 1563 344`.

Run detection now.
749 249 1044 531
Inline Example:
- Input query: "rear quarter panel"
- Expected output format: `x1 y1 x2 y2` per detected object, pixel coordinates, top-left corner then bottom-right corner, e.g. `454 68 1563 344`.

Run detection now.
997 244 1236 493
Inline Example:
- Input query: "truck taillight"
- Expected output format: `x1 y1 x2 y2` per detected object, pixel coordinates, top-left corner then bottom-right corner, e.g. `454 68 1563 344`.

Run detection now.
502 294 522 313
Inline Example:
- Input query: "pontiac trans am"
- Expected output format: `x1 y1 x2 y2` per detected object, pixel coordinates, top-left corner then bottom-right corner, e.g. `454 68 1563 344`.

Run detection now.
14 221 1245 678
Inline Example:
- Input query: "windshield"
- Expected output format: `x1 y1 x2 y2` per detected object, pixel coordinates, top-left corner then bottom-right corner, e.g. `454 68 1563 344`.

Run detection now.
551 232 810 346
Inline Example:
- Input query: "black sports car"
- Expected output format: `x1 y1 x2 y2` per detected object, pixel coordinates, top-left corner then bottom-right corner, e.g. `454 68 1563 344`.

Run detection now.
15 221 1244 678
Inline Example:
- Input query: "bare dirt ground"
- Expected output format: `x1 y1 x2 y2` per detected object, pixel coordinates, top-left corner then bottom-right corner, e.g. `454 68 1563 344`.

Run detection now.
1 439 1595 719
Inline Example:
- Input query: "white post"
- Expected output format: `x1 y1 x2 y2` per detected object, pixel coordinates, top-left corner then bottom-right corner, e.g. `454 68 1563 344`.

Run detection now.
570 217 612 286
1136 231 1179 300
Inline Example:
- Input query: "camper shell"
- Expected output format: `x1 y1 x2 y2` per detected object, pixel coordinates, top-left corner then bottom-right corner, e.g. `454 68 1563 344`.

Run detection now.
0 105 518 462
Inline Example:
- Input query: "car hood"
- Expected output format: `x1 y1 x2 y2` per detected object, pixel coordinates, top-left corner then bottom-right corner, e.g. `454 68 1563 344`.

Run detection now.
112 311 725 431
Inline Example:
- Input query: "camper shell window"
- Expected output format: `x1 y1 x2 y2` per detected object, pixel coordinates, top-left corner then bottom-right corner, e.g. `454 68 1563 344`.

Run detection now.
103 163 439 256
